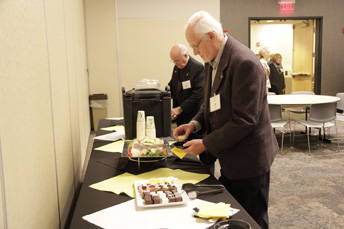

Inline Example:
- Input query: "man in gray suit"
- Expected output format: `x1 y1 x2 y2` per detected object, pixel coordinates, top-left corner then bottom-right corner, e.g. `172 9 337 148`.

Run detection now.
173 11 278 229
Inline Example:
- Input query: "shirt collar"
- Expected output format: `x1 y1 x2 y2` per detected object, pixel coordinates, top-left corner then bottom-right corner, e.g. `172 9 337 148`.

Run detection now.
210 35 228 69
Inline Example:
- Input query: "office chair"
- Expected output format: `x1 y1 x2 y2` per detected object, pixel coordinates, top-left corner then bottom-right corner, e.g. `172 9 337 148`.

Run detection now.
293 102 339 153
336 93 344 113
288 91 315 121
269 104 291 154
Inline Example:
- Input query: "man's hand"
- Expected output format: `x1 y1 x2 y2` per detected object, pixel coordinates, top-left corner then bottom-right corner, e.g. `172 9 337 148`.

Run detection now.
182 139 207 156
171 107 182 120
173 123 195 140
173 123 206 155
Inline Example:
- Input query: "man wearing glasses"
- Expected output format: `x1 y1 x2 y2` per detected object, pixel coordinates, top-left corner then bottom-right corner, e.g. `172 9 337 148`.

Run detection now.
168 44 205 127
173 11 278 229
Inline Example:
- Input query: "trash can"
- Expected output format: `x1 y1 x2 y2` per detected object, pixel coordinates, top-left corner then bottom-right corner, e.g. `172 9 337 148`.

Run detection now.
89 93 108 131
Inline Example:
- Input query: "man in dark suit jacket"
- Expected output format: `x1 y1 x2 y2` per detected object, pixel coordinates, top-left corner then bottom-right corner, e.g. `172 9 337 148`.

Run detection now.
169 45 216 172
173 11 279 229
168 44 204 126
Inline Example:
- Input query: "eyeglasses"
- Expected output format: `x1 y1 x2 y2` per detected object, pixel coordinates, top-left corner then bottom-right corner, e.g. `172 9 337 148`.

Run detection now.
170 59 181 64
190 34 207 50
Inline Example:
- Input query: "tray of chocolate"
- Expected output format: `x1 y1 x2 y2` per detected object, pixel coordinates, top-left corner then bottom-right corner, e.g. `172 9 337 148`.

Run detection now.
134 177 189 208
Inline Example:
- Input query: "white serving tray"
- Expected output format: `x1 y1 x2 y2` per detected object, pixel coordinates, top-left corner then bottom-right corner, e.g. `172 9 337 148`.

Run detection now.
134 178 189 208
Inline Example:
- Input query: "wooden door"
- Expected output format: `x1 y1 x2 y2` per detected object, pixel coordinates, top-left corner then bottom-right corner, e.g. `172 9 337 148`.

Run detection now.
292 20 314 92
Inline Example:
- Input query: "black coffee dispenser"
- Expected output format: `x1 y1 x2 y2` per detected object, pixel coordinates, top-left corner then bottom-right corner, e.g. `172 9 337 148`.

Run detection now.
122 87 171 139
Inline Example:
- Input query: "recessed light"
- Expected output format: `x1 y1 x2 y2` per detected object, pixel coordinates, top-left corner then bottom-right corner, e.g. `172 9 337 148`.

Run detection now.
267 20 274 23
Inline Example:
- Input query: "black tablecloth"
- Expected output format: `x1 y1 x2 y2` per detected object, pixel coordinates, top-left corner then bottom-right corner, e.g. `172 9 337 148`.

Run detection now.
69 119 260 229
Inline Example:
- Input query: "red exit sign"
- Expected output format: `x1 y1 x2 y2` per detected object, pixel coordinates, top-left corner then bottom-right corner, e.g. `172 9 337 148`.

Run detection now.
279 0 295 11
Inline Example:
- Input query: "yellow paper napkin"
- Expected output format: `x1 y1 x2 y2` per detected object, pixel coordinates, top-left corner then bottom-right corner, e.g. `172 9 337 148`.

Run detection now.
101 125 125 132
95 140 124 153
90 172 137 197
135 168 209 185
90 168 210 198
171 147 187 159
198 202 231 218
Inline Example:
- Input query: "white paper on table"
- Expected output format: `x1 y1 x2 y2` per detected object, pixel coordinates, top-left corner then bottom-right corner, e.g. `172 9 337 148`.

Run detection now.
101 125 125 132
106 117 123 120
82 199 240 229
93 131 125 141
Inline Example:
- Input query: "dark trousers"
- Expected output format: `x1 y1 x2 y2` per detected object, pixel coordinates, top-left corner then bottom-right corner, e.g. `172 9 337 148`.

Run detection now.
199 150 217 174
219 170 270 229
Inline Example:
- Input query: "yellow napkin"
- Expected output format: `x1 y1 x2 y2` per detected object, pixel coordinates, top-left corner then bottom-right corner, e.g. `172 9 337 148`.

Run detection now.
90 168 210 198
171 147 187 159
101 125 125 132
95 140 124 153
136 168 209 185
198 202 231 219
106 117 123 120
90 172 137 197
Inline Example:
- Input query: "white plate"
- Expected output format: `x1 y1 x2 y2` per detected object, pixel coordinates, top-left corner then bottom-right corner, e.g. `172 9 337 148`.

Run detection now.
134 178 189 208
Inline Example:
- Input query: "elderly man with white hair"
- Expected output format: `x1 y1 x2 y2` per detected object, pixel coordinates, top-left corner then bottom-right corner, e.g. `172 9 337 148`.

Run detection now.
168 44 205 127
173 11 278 229
259 47 272 92
169 44 216 173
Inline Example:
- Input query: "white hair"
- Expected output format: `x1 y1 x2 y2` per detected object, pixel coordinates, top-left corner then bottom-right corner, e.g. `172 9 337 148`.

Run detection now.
178 44 188 56
185 11 224 39
259 47 270 57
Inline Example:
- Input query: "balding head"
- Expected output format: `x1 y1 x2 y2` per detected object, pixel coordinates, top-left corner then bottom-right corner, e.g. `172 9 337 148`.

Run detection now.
170 44 189 69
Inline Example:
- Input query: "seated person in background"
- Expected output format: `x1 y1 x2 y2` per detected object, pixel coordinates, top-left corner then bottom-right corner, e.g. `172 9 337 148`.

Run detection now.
168 44 204 126
169 44 216 172
268 53 286 94
258 47 271 92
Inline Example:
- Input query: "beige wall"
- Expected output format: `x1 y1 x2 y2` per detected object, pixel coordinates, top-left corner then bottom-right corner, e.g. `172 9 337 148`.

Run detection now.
118 18 197 92
85 0 121 120
250 24 293 72
85 0 219 117
0 0 89 228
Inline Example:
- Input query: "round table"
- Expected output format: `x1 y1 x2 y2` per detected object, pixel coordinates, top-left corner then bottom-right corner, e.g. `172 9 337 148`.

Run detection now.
268 94 340 142
268 94 340 107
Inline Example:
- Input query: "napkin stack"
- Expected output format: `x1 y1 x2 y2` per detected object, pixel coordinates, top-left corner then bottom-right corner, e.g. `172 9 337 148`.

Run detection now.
195 202 233 222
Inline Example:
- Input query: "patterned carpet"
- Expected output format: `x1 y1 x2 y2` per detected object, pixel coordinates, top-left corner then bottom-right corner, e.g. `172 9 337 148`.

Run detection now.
213 115 344 228
269 117 344 229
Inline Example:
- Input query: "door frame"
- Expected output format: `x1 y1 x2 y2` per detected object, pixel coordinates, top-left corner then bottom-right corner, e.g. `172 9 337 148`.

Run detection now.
248 17 323 94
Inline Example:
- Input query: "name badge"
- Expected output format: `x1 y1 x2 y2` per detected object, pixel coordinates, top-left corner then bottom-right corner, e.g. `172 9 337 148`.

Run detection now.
182 80 191 90
210 94 221 112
